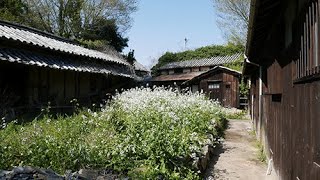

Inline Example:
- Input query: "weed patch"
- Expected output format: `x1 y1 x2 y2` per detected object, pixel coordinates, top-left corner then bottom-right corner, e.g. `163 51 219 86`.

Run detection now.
0 87 228 179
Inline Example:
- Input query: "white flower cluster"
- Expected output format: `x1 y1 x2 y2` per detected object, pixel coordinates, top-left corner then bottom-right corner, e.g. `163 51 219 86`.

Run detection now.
110 86 221 117
101 86 226 154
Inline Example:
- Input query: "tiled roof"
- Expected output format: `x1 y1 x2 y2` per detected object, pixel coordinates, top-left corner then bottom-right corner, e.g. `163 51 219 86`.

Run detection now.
158 53 242 70
0 21 129 66
183 66 241 85
151 72 203 82
0 48 132 77
134 60 149 72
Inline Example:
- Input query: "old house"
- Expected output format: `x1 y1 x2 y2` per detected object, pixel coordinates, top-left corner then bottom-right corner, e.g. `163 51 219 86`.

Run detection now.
183 66 241 108
133 60 151 82
244 0 320 179
151 53 242 108
0 20 134 116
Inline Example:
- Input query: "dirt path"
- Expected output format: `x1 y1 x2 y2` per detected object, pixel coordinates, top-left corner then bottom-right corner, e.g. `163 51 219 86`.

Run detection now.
205 120 277 180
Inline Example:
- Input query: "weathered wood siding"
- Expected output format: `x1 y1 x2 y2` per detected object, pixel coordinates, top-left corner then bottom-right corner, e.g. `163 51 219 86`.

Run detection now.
199 71 239 108
251 60 320 180
223 72 240 108
248 1 320 179
0 60 131 114
65 71 76 102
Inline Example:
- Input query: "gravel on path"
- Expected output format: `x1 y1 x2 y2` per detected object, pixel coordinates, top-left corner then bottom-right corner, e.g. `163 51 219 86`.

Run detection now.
205 120 278 180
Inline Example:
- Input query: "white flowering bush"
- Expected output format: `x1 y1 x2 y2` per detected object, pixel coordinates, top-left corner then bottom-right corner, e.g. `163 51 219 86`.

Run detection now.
0 87 227 179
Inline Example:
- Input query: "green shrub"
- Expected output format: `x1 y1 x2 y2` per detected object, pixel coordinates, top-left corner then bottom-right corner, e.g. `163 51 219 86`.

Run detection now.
0 87 228 179
256 141 267 163
225 110 248 120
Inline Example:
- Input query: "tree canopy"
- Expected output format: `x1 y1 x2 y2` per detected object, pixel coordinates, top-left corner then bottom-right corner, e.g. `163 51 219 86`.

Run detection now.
0 0 138 52
212 0 250 45
151 43 244 75
0 0 29 23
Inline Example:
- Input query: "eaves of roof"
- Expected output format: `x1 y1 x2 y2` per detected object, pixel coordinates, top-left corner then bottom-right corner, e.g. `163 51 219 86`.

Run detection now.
0 48 133 78
134 60 149 72
151 72 203 82
245 0 281 61
183 66 241 85
0 20 130 66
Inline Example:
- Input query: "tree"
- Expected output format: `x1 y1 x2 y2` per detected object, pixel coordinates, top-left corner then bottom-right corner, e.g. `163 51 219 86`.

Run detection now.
0 0 29 23
0 0 138 52
79 17 129 52
212 0 250 45
24 0 138 37
123 49 135 65
81 0 138 34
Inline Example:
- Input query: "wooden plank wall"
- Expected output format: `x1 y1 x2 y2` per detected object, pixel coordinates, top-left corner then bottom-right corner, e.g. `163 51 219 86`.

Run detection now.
199 72 240 108
251 59 320 180
249 1 320 179
223 72 240 108
199 73 222 93
26 67 107 108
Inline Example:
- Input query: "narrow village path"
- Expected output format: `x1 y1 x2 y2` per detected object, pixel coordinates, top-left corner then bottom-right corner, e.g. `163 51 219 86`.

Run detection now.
205 119 277 180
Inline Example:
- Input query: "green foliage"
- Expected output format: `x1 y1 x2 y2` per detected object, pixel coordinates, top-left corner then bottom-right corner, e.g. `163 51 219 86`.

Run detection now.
123 49 136 65
152 43 244 75
239 79 249 96
0 111 113 173
213 0 250 45
256 141 267 163
0 0 134 52
223 55 244 72
80 18 128 52
0 87 228 179
225 110 248 120
77 40 106 50
251 131 267 163
0 0 29 23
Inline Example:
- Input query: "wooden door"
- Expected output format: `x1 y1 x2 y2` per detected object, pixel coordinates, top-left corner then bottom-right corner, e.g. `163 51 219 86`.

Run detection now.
223 82 232 107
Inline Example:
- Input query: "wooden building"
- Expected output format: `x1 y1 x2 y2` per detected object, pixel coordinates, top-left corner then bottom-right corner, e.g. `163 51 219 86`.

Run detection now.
184 66 241 108
133 60 151 82
0 21 134 117
151 54 242 108
244 0 320 179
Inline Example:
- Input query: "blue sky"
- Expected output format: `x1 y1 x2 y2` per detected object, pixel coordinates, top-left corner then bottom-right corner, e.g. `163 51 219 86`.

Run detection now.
124 0 225 69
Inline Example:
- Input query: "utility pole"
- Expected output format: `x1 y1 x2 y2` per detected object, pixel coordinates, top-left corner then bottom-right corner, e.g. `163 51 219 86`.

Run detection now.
184 37 188 50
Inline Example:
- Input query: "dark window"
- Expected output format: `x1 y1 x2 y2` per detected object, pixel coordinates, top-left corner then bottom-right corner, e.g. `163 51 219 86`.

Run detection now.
272 94 282 102
226 84 231 89
174 68 183 74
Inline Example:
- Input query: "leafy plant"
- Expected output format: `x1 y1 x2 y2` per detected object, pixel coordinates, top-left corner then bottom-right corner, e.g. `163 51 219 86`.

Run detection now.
223 55 244 72
256 141 267 163
0 87 229 179
224 110 248 120
239 78 249 96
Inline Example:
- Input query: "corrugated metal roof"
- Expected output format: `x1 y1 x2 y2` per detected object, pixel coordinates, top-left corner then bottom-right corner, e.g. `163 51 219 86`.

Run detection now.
151 72 203 82
158 53 242 70
0 21 129 66
134 60 149 72
0 48 132 77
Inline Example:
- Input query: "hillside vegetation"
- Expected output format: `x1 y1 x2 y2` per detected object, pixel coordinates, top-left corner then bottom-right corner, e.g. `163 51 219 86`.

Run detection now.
152 43 244 75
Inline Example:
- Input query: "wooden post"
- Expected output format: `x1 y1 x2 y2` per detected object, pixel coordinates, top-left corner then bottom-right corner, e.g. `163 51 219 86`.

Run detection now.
63 71 66 103
258 65 263 139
